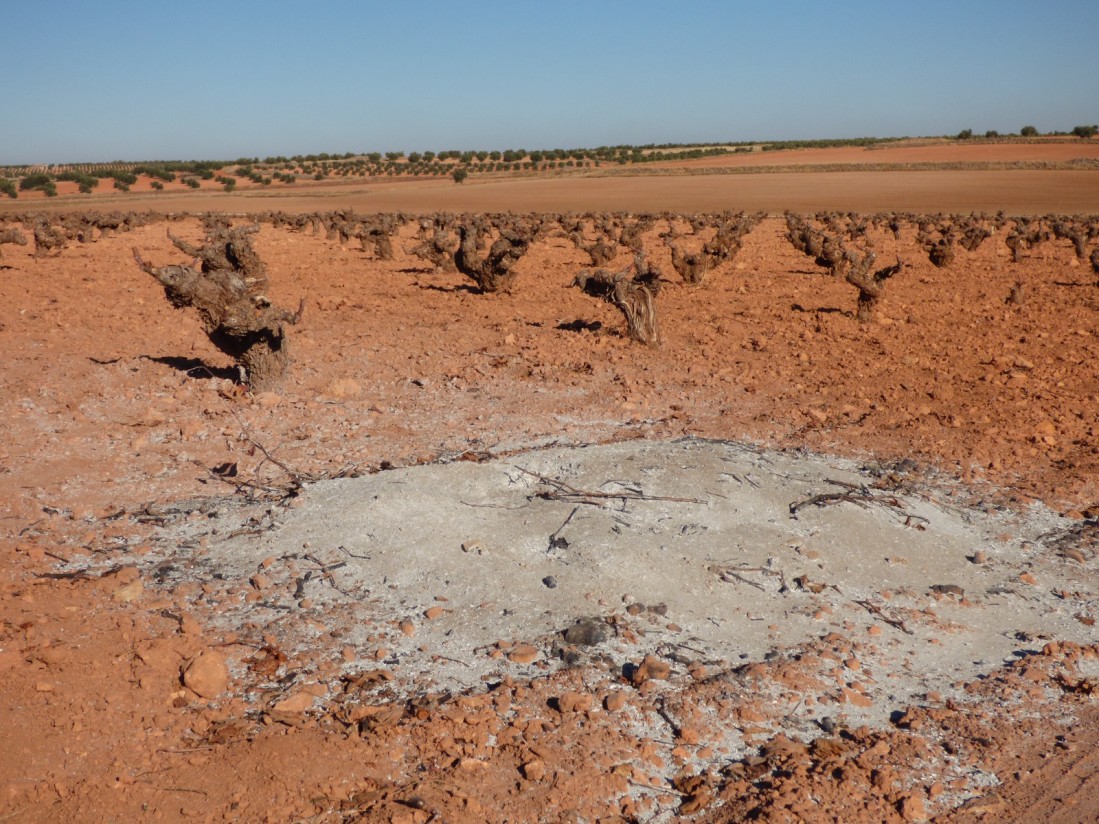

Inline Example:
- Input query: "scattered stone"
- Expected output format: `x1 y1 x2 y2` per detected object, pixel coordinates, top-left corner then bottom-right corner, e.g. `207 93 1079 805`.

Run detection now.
1019 572 1038 586
461 540 486 555
271 692 314 714
840 687 873 708
183 651 229 699
632 655 672 684
507 644 539 665
557 692 593 713
971 550 989 564
423 606 446 620
542 575 557 589
604 692 627 712
563 618 608 646
520 759 546 781
179 614 201 635
677 726 701 745
398 619 416 636
897 792 928 822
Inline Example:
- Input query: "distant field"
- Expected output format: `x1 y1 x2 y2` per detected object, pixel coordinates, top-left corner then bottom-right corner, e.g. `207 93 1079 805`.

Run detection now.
3 138 1099 215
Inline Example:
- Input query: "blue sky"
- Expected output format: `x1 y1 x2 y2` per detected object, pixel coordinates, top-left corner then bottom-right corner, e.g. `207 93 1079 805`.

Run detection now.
2 0 1097 164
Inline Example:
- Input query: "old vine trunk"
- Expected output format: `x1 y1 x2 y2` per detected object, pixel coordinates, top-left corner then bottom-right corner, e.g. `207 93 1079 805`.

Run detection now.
133 222 303 391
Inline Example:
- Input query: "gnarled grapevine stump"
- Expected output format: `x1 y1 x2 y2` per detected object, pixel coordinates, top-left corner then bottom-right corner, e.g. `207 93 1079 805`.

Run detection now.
133 223 303 391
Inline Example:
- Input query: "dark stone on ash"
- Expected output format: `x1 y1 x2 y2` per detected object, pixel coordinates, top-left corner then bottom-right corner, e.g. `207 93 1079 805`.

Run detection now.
564 618 608 646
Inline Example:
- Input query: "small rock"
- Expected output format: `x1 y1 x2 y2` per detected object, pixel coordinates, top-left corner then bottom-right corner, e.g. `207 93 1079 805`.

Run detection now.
678 726 701 745
897 792 928 822
557 692 593 713
563 618 608 646
971 550 989 564
271 692 314 714
840 687 873 708
1035 420 1056 436
542 575 557 589
423 606 446 620
179 614 201 635
183 651 229 699
604 692 627 712
507 644 539 665
398 619 416 636
520 759 545 781
632 655 671 684
1019 572 1038 586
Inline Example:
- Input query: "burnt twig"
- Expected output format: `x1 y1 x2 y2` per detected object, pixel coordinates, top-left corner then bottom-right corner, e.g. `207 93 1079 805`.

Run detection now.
854 599 914 635
517 467 705 507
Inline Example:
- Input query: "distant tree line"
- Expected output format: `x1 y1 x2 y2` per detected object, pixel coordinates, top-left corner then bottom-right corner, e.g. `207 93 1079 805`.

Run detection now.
956 124 1098 140
3 127 1096 196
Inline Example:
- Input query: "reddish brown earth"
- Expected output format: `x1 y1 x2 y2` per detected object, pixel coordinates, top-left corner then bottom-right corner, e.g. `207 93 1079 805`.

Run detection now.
7 138 1099 216
2 163 1099 822
7 169 1099 223
654 137 1099 169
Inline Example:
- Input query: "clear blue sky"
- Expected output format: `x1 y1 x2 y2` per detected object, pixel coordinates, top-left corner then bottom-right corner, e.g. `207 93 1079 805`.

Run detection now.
3 0 1097 164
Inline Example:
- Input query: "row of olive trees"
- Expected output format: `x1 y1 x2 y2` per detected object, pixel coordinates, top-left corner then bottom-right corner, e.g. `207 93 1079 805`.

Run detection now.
957 124 1097 139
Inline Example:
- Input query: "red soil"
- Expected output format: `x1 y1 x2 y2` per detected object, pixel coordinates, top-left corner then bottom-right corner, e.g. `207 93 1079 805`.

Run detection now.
2 171 1098 822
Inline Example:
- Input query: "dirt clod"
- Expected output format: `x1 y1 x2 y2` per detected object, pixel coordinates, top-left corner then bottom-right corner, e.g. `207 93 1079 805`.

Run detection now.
182 651 229 699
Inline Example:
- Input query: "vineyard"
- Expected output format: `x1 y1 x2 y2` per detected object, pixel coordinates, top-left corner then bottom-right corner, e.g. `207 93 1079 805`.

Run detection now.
2 202 1099 822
